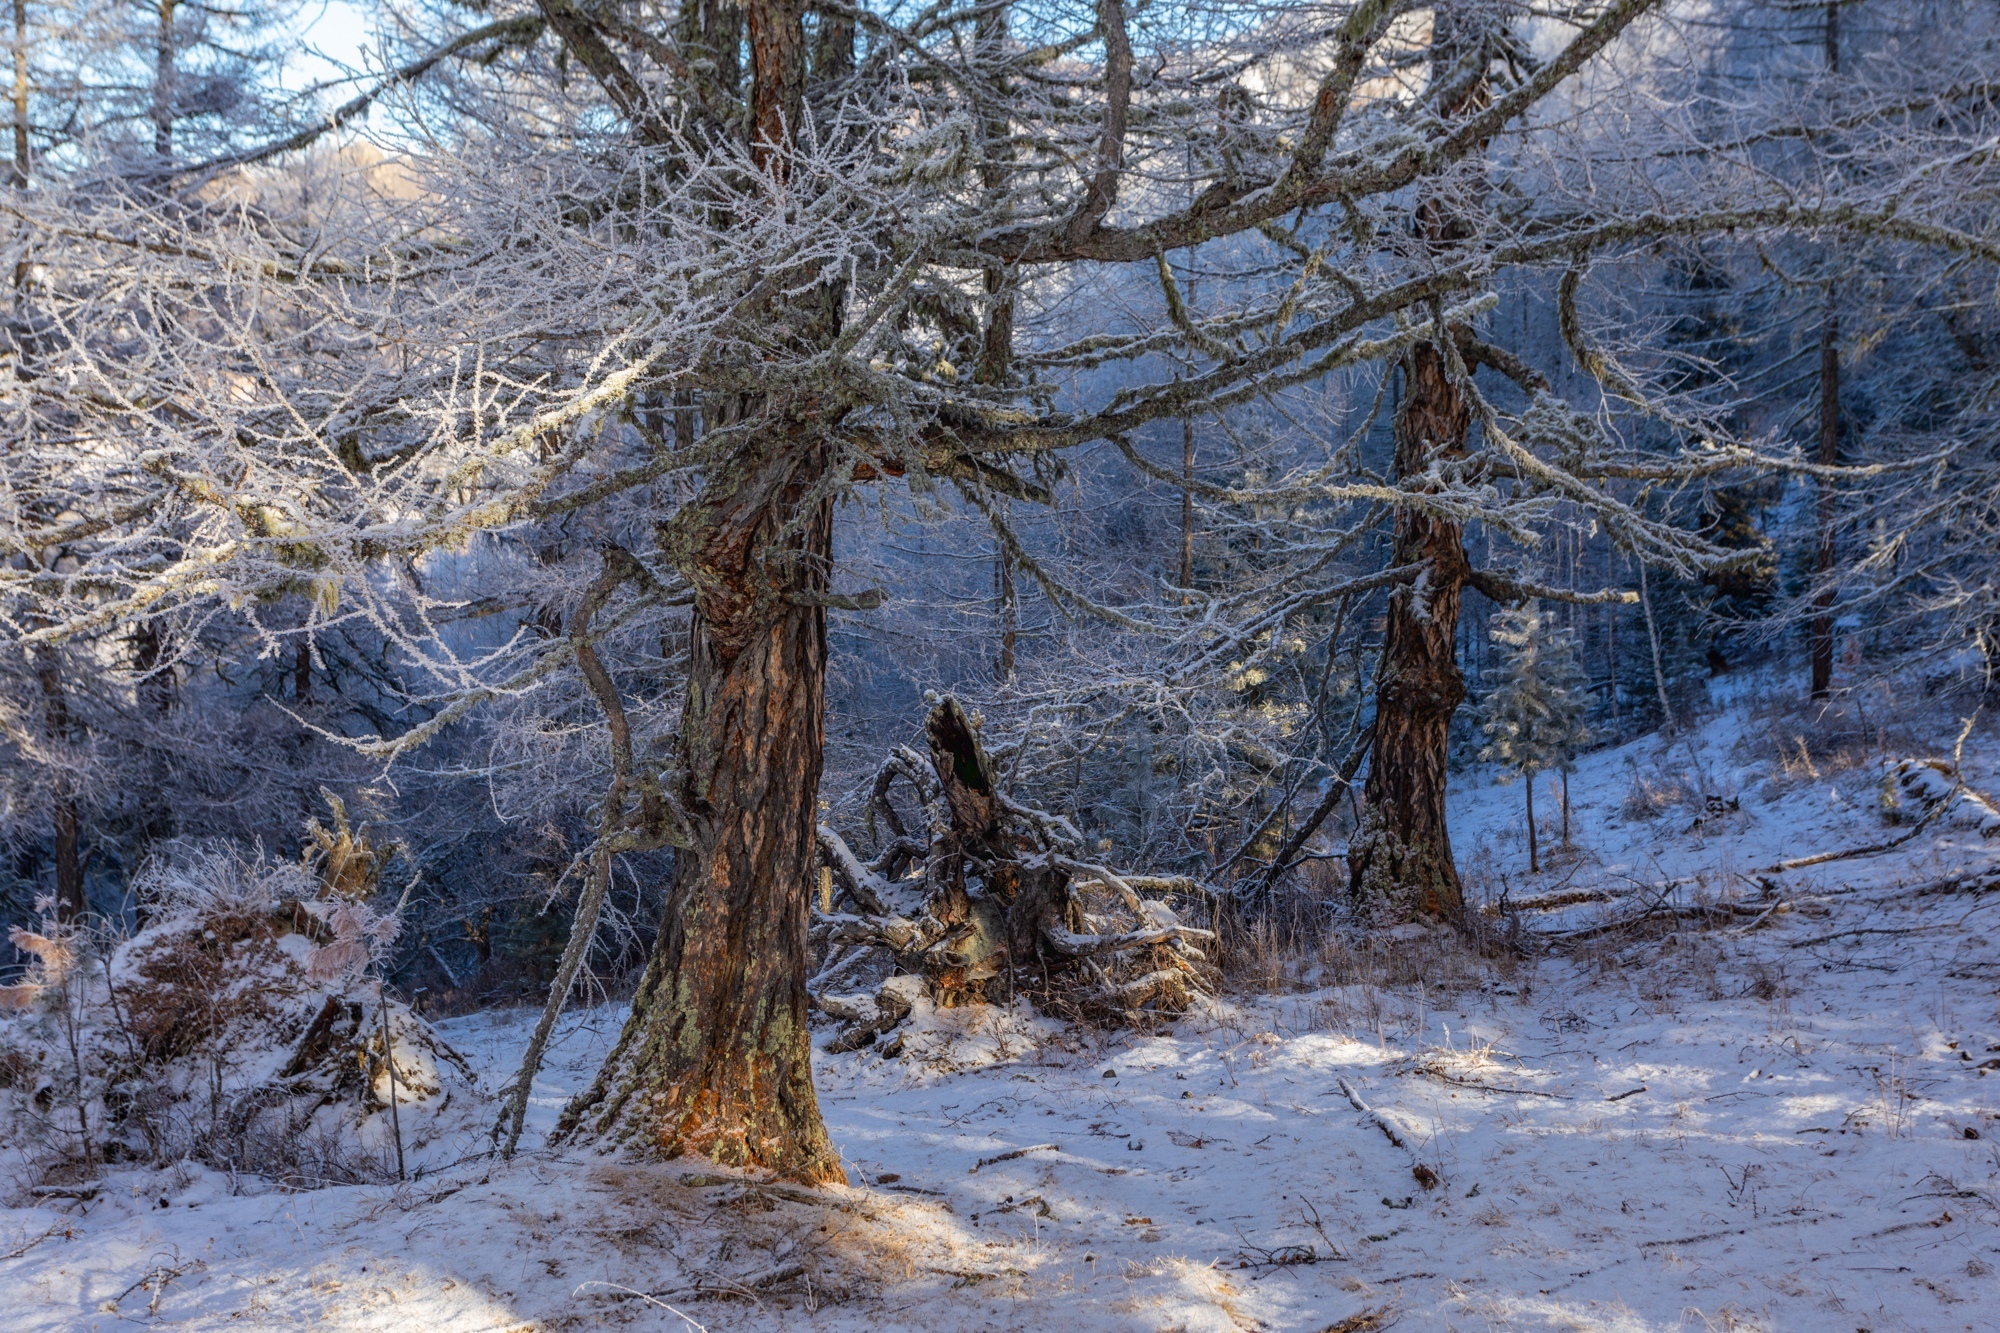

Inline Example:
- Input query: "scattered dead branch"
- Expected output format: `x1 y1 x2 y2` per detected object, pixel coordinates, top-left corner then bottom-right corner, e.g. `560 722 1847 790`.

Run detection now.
0 1221 70 1260
1337 1077 1440 1190
1235 1242 1334 1272
1789 923 1943 950
969 1143 1060 1173
1409 1062 1571 1099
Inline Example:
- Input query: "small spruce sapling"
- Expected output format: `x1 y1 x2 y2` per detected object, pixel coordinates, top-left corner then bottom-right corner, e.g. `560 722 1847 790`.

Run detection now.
1479 604 1591 872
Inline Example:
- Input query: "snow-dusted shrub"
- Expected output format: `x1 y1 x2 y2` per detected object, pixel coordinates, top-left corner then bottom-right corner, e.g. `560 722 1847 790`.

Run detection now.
131 842 316 918
0 839 477 1188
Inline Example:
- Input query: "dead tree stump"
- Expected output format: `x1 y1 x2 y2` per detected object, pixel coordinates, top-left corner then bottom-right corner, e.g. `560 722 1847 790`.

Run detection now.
812 698 1217 1047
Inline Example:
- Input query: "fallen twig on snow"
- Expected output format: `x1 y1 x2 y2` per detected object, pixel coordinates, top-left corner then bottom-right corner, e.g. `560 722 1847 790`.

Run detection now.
1639 1214 1827 1250
590 1262 809 1305
28 1184 101 1202
969 1143 1060 1172
113 1258 208 1316
1912 868 2000 898
1234 1241 1337 1273
0 1221 69 1261
1539 889 1770 943
1789 923 1943 950
572 1284 709 1330
1728 898 1791 936
1337 1077 1440 1189
1853 1212 1952 1241
1408 1063 1571 1099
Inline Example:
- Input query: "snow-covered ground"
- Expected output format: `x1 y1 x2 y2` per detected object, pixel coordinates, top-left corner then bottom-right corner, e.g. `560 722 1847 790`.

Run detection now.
6 688 1999 1331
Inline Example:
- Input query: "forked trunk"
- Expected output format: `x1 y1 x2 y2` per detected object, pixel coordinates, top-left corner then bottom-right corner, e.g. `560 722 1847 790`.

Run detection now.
556 434 843 1185
1349 342 1470 922
550 0 845 1184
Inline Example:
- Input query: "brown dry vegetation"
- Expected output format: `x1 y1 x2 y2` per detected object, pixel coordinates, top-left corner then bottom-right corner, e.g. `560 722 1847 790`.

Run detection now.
117 910 300 1064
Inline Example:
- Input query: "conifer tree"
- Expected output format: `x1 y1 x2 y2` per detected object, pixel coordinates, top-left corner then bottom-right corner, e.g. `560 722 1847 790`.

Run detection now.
1479 604 1590 873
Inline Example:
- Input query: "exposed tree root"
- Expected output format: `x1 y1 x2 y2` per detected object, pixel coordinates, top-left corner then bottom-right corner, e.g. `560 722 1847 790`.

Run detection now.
810 697 1216 1047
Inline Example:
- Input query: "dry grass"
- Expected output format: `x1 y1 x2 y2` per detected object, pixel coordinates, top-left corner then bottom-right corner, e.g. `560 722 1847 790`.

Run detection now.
1205 865 1523 1046
1620 765 1700 821
1735 681 1934 792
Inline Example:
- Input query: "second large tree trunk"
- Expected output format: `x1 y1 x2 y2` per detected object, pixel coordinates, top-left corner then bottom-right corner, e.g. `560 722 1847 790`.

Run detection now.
556 432 843 1185
1809 0 1840 701
1348 342 1470 923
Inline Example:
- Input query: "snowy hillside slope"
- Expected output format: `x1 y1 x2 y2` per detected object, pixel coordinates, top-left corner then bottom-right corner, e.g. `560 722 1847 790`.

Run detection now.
3 688 1998 1332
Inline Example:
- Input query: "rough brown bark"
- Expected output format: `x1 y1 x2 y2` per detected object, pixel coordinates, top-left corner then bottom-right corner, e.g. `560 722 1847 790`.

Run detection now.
537 0 844 1186
557 433 842 1184
746 0 805 174
52 795 83 922
152 0 176 160
912 698 1023 1006
1346 3 1490 925
1348 343 1471 922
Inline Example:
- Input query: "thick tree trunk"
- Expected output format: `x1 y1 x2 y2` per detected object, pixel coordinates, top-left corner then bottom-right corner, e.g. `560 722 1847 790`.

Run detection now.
1348 343 1470 922
1348 3 1489 926
746 0 805 169
543 0 845 1185
556 433 843 1185
152 0 176 160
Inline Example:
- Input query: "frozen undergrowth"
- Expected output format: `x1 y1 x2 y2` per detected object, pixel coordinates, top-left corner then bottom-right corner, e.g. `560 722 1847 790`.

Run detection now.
4 690 1998 1332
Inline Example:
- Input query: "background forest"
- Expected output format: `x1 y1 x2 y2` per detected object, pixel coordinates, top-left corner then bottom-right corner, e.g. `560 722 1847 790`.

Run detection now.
1 0 1991 997
0 0 1996 1325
